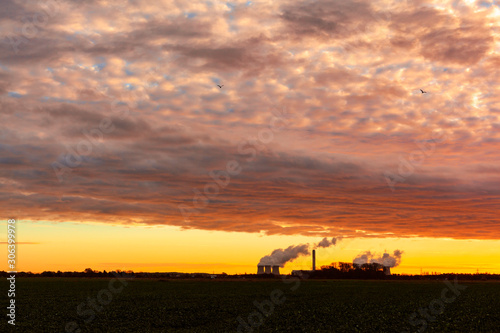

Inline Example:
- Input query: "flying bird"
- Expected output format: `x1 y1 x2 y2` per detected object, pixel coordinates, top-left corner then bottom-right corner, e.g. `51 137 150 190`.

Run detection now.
217 85 224 89
420 89 427 94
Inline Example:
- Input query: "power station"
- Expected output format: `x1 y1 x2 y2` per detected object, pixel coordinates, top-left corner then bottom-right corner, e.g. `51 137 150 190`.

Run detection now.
258 248 394 276
259 250 316 275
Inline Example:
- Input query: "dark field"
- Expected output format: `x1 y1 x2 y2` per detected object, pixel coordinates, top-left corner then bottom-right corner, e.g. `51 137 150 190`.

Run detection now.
2 277 499 332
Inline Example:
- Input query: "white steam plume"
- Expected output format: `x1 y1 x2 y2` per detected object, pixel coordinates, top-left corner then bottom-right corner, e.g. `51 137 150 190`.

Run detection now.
259 237 341 267
352 250 404 268
258 244 310 267
315 237 341 248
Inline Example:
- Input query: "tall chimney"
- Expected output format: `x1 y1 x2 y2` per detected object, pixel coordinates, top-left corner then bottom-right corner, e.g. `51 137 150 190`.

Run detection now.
312 249 316 271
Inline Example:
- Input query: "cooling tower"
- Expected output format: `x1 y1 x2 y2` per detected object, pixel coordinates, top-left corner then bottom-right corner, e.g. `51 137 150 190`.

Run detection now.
312 249 316 271
264 265 272 274
383 266 391 276
257 265 265 274
272 265 280 275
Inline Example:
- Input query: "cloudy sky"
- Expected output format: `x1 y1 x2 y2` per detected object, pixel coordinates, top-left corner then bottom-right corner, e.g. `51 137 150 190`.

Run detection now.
1 0 499 274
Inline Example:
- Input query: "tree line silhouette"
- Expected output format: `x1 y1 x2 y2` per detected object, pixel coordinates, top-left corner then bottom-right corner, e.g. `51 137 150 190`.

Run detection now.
0 265 498 280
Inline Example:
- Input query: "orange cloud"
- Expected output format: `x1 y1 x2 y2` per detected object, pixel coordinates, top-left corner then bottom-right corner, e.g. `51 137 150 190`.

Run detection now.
0 0 499 241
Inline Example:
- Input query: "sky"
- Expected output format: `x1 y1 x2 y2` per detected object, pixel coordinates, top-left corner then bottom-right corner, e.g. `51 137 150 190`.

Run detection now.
0 0 499 274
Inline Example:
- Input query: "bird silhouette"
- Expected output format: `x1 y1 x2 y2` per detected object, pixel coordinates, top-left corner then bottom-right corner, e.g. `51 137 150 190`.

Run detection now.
217 85 224 89
420 89 427 94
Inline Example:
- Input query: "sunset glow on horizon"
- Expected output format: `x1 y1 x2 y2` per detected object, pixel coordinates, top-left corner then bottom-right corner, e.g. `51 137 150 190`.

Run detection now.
1 0 500 275
2 221 500 275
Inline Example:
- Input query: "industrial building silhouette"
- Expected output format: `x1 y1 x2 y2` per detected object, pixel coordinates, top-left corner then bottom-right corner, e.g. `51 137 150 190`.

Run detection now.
257 265 280 275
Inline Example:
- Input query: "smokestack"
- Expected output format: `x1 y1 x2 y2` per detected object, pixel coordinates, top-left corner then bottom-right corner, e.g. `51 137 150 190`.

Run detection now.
312 249 316 271
258 238 341 270
257 265 264 274
264 265 271 274
272 265 280 275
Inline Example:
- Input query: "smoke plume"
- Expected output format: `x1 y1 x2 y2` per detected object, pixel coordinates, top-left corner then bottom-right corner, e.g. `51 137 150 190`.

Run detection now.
352 250 403 268
258 244 310 267
315 237 340 248
259 237 341 267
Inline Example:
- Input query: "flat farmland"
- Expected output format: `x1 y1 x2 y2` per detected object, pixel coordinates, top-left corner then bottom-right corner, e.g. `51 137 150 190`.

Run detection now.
1 278 499 332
